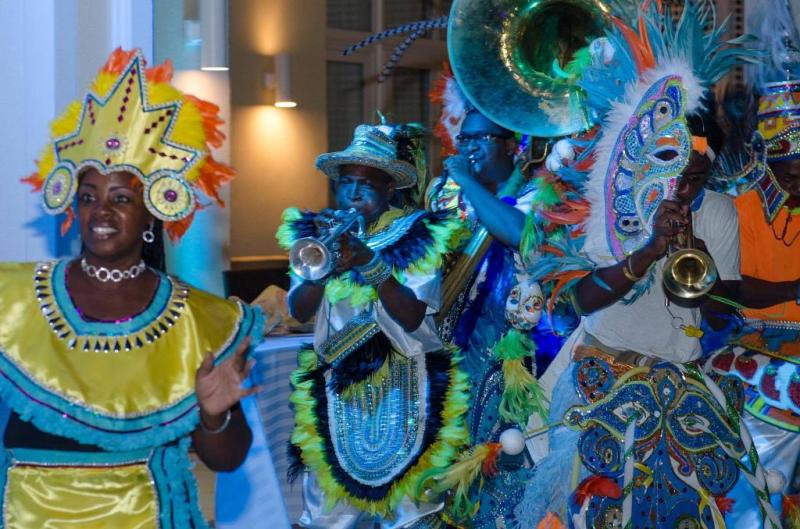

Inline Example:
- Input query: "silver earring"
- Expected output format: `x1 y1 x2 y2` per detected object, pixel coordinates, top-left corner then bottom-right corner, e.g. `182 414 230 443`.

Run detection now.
143 227 155 243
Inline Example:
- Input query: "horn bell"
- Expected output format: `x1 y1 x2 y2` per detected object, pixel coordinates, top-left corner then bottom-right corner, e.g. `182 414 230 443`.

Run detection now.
448 0 612 137
662 248 718 302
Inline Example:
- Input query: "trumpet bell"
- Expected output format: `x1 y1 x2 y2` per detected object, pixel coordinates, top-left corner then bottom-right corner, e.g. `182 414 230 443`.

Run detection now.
662 249 718 300
448 0 611 137
290 237 335 281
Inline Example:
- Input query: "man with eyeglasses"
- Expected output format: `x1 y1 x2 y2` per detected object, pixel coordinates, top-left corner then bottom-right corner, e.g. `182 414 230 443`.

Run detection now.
426 105 576 528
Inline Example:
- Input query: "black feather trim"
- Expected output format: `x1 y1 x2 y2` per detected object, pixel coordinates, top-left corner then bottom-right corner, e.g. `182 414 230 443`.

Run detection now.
328 332 393 393
286 440 305 484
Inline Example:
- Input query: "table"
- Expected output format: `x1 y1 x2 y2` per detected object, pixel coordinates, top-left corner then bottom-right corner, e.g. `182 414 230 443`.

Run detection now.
215 334 312 528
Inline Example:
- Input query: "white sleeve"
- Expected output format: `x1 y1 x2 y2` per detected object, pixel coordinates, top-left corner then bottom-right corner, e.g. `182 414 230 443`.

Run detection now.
372 270 444 356
695 191 741 281
401 270 442 314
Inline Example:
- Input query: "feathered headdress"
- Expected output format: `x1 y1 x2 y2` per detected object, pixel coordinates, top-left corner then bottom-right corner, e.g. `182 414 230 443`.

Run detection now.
522 0 757 307
709 0 800 220
429 62 471 157
578 0 756 262
22 48 235 240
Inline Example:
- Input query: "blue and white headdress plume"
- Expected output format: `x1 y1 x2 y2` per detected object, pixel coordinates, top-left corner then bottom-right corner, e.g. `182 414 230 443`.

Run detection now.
577 0 758 266
522 1 758 308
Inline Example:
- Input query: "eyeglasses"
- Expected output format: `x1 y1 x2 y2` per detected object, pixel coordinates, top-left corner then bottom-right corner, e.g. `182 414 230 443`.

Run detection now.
455 132 512 148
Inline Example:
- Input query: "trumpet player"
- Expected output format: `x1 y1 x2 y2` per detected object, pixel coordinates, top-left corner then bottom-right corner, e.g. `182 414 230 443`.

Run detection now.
276 122 469 528
512 4 779 525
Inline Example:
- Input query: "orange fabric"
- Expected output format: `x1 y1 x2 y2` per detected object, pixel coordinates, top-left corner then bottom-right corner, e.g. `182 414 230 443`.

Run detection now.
736 189 800 322
537 513 567 529
691 136 708 155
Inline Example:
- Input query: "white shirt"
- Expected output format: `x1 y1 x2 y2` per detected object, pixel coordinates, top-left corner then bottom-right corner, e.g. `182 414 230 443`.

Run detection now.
289 271 444 357
582 190 741 363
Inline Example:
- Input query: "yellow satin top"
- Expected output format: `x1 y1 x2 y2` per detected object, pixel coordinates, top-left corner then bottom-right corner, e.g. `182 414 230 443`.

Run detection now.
0 260 262 450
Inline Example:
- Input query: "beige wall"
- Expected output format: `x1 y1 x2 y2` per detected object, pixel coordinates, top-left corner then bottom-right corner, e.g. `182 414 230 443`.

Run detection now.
229 0 329 263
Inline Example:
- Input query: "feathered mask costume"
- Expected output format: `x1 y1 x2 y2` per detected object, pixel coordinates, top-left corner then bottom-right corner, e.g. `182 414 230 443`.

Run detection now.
524 0 756 305
22 48 235 240
579 0 754 262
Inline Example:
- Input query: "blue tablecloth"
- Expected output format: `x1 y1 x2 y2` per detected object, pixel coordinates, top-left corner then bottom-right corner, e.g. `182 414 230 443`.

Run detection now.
216 334 312 528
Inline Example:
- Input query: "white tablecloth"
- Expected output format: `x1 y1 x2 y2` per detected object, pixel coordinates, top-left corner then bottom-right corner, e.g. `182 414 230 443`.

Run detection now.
215 334 312 528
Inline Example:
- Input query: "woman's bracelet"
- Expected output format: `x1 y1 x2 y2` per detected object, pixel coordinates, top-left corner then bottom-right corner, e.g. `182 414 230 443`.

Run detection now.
199 408 232 434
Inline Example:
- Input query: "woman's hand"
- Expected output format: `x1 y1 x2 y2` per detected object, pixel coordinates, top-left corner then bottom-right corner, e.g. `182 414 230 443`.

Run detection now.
195 337 259 423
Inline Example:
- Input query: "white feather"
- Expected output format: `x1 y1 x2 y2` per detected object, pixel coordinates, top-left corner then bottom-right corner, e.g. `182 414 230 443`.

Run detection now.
440 77 468 147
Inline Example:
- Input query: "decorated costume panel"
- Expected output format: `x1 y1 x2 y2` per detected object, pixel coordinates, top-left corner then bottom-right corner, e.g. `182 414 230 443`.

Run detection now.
0 261 263 451
282 206 470 518
0 438 208 529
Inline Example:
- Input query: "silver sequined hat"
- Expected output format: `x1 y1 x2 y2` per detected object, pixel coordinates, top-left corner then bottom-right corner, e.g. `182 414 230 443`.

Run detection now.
315 124 417 189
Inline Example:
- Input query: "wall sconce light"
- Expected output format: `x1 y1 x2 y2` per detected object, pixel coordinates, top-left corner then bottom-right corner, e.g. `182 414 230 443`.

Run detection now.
200 0 228 71
263 54 297 108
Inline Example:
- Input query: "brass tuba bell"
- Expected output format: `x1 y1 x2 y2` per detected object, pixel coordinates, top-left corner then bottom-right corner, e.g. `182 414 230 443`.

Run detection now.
661 216 718 301
289 209 365 281
448 0 613 137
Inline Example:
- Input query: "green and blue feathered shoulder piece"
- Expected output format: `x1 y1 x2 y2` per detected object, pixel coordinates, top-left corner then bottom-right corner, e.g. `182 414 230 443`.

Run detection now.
276 207 468 308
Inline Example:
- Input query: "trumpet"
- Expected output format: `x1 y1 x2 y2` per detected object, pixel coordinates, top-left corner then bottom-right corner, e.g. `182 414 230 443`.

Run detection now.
289 209 365 281
661 213 718 302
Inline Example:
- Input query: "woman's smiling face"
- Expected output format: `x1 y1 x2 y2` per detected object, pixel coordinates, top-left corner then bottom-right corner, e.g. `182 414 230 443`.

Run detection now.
76 168 153 264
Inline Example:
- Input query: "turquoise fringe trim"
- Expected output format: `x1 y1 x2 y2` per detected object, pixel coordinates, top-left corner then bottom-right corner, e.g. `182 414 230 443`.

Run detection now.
50 260 174 336
154 437 212 529
0 451 7 529
0 302 264 452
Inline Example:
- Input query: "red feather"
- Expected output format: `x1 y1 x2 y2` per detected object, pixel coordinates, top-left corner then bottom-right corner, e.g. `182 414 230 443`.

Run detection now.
574 475 622 507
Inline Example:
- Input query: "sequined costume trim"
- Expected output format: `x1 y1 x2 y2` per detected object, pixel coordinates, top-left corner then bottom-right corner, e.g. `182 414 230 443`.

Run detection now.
564 358 756 528
707 341 800 432
289 345 469 516
0 260 264 451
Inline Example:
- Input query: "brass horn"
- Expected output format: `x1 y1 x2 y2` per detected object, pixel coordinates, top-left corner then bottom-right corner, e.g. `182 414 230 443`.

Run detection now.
289 209 365 281
662 215 718 301
448 0 613 137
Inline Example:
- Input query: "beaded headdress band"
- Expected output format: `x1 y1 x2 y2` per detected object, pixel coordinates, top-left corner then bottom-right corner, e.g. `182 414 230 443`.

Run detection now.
22 48 235 240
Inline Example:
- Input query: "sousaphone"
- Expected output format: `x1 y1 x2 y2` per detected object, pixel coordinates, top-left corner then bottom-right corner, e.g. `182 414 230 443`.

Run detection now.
448 0 615 137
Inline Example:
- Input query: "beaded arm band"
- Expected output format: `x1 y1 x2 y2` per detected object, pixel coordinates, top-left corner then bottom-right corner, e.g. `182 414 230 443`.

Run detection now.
355 252 392 286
